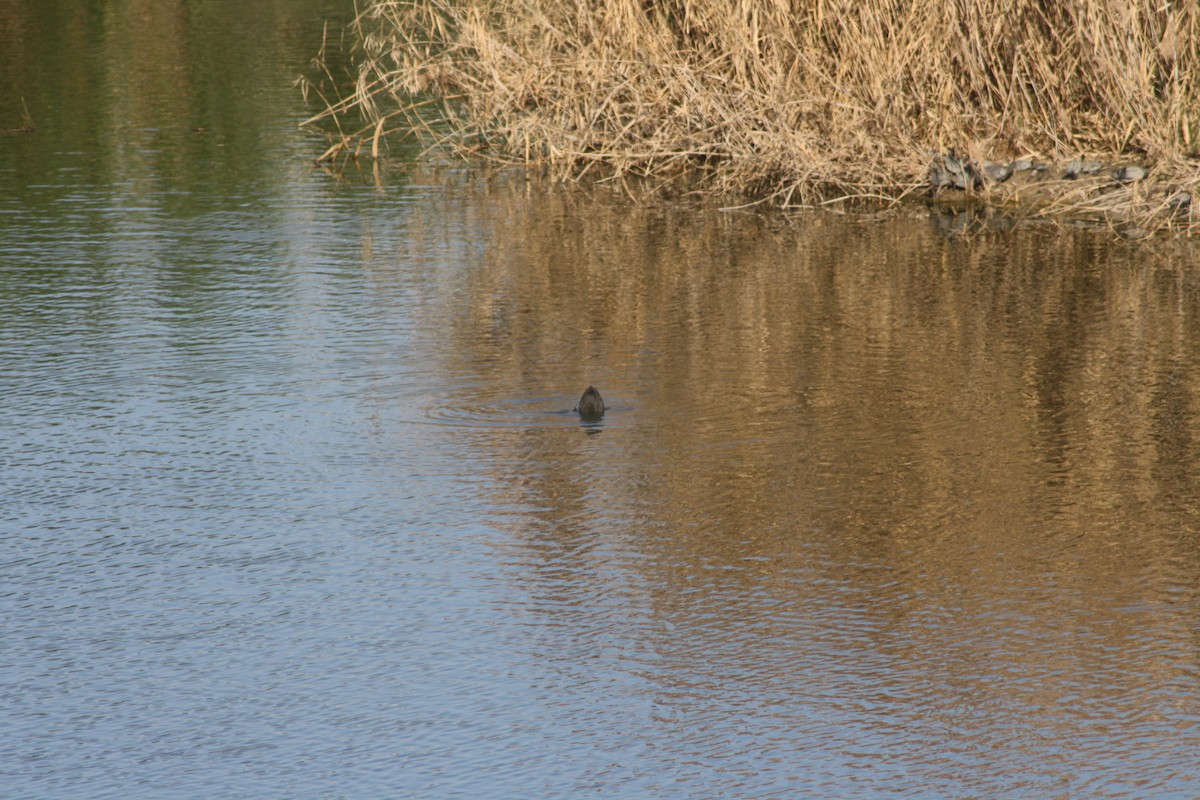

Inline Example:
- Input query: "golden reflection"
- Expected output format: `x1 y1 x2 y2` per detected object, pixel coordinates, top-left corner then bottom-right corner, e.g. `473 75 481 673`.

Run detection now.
388 177 1200 713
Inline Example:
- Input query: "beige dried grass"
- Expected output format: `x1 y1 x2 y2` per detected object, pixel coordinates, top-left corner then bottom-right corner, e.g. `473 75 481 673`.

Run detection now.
306 0 1200 232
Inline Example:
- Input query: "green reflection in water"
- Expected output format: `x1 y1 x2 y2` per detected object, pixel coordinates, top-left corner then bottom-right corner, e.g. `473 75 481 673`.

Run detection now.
0 0 411 207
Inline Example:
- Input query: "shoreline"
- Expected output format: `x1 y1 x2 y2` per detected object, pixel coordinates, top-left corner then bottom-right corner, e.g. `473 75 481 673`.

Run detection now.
304 0 1200 236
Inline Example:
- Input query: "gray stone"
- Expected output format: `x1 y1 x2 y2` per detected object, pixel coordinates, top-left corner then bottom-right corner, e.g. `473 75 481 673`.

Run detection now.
1111 165 1148 183
984 162 1012 183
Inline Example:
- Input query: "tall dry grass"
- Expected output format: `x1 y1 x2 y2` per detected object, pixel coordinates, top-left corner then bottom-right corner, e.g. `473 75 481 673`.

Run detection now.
308 0 1200 230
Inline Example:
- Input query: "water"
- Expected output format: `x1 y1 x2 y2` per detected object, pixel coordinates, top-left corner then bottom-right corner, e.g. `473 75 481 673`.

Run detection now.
3 3 1200 798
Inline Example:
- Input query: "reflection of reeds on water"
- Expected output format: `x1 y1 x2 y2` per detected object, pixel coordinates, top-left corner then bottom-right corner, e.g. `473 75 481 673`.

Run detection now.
310 0 1200 232
402 177 1200 618
1 98 35 135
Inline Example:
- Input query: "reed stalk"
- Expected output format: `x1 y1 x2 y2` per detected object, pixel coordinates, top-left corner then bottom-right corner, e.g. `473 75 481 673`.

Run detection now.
307 0 1200 233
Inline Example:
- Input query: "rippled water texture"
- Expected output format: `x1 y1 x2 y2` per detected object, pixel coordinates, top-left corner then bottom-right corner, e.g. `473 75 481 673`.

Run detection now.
3 4 1200 799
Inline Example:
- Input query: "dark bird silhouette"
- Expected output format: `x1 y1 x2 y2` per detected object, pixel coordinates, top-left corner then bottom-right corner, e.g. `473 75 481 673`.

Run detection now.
576 386 605 420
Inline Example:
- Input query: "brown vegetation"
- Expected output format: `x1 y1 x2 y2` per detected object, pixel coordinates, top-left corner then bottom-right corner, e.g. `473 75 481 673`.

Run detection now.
306 0 1200 233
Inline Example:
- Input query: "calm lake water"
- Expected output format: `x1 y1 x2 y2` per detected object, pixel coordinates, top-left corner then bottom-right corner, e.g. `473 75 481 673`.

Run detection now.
3 3 1200 798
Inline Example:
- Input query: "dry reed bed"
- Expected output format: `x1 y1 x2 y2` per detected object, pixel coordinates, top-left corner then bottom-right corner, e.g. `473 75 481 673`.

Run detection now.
307 0 1200 233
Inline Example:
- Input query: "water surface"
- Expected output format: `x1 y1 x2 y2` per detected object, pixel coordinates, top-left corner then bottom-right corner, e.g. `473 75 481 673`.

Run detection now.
2 3 1200 798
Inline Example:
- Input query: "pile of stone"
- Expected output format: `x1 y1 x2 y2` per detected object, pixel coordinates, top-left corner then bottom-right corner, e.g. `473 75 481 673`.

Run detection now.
928 150 1154 191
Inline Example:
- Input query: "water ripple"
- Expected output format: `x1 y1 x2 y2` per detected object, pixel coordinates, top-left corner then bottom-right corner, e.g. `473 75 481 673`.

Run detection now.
4 108 1200 800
